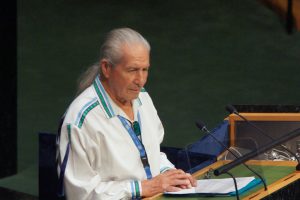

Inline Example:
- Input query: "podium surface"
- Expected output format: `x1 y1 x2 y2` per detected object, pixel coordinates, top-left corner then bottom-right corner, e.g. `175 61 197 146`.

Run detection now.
146 160 299 200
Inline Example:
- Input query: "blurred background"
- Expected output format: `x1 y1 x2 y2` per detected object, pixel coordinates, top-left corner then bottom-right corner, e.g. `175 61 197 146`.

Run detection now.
1 0 300 198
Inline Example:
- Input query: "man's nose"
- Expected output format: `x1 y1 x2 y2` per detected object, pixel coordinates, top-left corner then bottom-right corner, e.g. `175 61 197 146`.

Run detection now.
134 71 146 86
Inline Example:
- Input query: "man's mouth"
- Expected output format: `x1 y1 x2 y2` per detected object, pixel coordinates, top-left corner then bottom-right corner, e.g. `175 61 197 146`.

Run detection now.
130 88 140 93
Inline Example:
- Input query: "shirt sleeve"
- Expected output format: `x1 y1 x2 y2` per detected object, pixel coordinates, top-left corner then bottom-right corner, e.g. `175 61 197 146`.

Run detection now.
58 123 141 200
159 152 175 173
149 94 175 174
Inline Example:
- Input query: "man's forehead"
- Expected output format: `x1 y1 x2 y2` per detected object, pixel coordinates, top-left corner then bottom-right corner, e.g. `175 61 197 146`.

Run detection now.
119 44 150 65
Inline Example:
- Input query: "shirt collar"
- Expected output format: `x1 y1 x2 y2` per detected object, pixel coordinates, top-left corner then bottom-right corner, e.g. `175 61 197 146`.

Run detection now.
93 75 142 120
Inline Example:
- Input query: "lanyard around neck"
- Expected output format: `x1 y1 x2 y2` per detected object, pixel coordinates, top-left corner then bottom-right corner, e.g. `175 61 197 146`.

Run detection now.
117 112 152 179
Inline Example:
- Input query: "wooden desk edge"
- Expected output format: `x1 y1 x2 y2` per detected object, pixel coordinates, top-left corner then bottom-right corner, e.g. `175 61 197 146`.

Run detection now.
144 160 299 200
243 171 300 200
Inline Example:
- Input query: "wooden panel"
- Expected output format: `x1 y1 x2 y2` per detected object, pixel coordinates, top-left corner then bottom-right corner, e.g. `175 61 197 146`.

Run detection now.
260 0 300 31
228 113 300 147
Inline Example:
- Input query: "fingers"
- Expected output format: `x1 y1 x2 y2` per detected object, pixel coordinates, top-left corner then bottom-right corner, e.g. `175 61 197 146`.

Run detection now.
185 173 197 187
165 185 182 192
171 177 192 188
141 171 196 197
161 169 196 190
172 170 197 188
171 171 197 188
142 169 197 196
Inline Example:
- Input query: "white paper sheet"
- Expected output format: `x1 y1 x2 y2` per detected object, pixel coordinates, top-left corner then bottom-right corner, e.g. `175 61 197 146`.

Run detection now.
165 176 255 195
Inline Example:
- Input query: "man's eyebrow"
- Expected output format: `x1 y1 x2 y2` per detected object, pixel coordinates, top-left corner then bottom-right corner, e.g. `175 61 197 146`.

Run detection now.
126 66 139 69
126 65 149 69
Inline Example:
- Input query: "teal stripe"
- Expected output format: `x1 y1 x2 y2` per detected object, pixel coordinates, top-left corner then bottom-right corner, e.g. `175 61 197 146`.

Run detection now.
160 166 171 173
95 77 115 116
67 124 71 143
137 98 142 106
93 81 112 118
134 181 140 198
78 101 100 128
75 98 97 126
137 87 145 106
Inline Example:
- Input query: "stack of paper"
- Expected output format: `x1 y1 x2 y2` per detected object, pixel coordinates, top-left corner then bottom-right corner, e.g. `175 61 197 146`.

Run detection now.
165 176 261 196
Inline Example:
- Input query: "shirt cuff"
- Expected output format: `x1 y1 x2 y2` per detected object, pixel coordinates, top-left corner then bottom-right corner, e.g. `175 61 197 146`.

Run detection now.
128 180 142 199
160 166 173 173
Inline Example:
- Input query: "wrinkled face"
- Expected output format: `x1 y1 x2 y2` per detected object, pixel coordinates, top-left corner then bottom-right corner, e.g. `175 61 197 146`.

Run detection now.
103 43 150 105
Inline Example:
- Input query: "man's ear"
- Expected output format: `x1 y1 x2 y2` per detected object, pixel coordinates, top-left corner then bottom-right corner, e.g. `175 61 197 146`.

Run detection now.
100 59 111 79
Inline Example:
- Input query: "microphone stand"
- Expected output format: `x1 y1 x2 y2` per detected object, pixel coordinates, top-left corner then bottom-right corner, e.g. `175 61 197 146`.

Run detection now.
196 121 267 190
184 143 193 172
226 171 240 200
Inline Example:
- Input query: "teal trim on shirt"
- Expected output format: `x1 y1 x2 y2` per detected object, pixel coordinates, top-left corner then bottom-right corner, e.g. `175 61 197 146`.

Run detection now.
93 76 144 119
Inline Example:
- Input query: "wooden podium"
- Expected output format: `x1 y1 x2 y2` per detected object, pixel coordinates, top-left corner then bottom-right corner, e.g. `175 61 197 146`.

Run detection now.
146 160 299 200
146 113 300 199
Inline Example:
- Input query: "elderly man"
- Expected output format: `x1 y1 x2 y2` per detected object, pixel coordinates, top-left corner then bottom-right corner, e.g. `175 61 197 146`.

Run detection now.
58 27 196 199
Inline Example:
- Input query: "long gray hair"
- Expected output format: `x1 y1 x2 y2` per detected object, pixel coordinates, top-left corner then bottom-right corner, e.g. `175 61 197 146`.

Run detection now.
77 28 151 95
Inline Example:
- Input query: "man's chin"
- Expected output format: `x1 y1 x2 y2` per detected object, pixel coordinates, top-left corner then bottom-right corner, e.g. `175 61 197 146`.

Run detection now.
128 93 140 100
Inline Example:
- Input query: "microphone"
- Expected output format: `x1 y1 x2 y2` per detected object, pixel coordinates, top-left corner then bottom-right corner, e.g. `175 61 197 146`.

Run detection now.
214 126 300 175
195 120 267 190
226 104 300 165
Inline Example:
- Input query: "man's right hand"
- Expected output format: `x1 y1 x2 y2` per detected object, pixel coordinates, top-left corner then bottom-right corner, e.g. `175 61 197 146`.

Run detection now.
141 169 197 197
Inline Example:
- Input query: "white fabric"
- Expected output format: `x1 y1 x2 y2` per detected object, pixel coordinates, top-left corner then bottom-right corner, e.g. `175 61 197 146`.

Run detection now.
58 76 174 200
